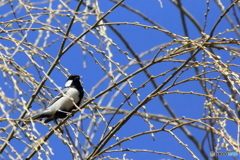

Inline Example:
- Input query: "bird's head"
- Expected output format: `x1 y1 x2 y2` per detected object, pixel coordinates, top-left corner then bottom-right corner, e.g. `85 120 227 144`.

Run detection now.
65 75 81 87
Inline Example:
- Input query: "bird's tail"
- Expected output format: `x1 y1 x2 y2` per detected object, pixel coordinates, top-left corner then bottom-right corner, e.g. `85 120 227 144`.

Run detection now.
22 110 50 126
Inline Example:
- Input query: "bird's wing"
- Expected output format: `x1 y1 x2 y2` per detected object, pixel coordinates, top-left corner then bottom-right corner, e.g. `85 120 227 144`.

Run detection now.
31 109 52 120
47 88 69 107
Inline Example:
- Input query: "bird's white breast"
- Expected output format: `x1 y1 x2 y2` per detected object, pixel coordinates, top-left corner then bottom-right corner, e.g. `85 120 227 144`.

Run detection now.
65 88 79 102
49 88 80 112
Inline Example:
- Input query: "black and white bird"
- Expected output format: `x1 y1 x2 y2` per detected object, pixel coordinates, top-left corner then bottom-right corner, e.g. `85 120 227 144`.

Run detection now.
23 75 84 125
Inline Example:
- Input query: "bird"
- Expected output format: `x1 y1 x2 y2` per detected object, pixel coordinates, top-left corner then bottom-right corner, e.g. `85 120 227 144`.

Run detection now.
23 75 84 126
